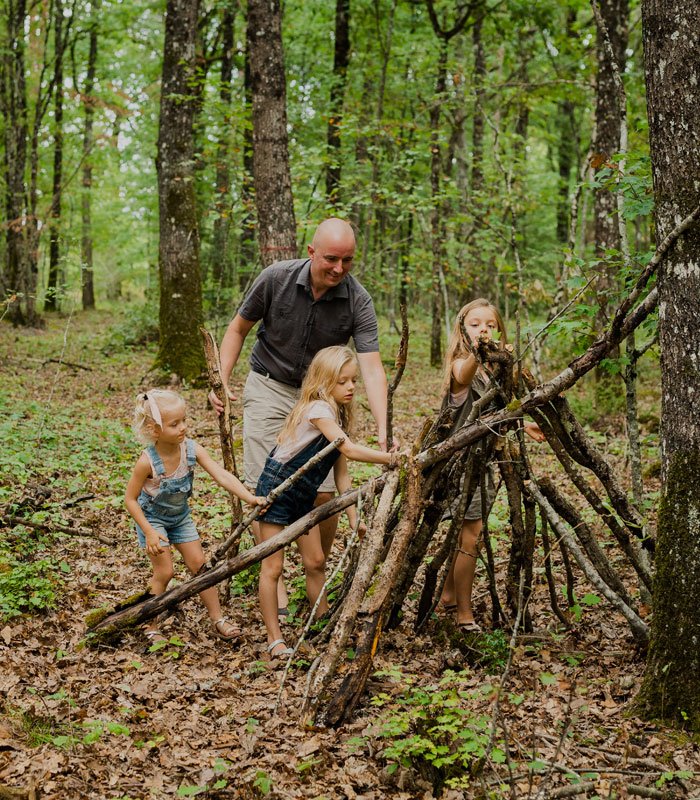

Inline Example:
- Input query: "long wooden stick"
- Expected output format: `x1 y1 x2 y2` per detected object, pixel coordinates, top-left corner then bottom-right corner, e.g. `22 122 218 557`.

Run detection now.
200 327 242 528
302 470 401 718
85 475 384 641
211 436 344 563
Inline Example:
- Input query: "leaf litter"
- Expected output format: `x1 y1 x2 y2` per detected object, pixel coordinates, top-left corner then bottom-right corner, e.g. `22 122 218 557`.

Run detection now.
0 314 698 799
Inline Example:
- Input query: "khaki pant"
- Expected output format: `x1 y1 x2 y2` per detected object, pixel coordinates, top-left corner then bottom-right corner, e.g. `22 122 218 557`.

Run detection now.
242 371 336 493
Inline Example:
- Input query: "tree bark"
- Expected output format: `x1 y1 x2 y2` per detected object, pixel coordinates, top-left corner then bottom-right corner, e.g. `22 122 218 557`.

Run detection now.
246 0 297 267
156 0 206 381
326 0 350 205
592 0 629 328
1 0 35 326
210 2 236 290
45 0 64 312
637 0 700 728
81 1 100 311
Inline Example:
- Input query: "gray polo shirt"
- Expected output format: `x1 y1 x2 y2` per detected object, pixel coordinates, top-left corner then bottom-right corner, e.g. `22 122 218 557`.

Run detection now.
237 258 379 387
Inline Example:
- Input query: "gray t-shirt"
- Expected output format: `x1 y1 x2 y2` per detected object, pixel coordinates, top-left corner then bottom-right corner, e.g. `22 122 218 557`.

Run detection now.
238 258 379 387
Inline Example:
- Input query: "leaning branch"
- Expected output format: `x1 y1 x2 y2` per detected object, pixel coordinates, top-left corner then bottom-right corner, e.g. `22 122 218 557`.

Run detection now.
85 476 384 641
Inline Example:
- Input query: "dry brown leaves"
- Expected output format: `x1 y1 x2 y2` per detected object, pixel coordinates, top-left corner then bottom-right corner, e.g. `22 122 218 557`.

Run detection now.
1 316 698 799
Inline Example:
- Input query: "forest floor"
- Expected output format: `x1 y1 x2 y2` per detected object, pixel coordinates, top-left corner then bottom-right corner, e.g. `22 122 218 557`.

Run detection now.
1 309 698 800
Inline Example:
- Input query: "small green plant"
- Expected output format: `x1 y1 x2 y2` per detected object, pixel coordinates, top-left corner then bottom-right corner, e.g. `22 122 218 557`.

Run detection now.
370 669 505 795
656 769 694 788
473 628 510 672
252 770 273 796
148 634 185 658
0 556 61 619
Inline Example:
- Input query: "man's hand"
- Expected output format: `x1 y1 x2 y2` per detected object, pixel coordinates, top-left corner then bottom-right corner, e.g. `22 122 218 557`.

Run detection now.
208 386 237 416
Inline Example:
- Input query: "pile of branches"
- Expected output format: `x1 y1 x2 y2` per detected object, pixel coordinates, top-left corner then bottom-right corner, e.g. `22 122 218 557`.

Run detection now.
86 208 700 724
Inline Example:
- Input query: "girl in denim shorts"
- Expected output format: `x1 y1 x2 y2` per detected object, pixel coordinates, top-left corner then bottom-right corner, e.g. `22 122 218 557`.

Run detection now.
125 389 266 644
254 346 404 658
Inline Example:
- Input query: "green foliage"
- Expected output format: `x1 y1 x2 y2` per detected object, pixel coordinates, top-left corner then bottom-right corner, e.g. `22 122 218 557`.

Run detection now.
472 629 510 672
370 669 504 794
102 303 159 352
0 556 60 619
252 770 273 796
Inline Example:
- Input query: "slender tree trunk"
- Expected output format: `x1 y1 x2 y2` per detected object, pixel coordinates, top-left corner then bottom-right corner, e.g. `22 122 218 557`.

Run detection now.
239 43 256 286
637 0 700 729
429 44 447 367
246 0 297 267
326 0 350 206
156 0 205 381
81 1 100 311
1 0 35 326
45 0 64 312
592 0 629 320
211 2 236 289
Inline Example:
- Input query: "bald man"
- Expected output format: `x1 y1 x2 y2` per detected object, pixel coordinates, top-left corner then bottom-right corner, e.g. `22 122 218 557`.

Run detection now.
211 219 390 616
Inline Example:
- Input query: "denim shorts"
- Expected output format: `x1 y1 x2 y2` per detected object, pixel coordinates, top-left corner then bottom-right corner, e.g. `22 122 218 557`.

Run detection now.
256 459 319 527
135 510 199 548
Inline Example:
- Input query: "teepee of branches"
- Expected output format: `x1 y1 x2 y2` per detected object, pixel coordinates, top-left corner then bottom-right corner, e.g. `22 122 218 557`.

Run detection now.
85 207 696 725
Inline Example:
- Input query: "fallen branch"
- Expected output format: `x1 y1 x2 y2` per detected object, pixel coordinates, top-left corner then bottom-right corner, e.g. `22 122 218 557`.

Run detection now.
524 479 649 647
85 476 384 641
3 514 113 545
386 302 409 450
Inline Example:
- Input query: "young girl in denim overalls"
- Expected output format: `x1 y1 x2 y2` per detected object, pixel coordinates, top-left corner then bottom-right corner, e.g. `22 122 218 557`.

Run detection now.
125 389 266 644
254 346 404 658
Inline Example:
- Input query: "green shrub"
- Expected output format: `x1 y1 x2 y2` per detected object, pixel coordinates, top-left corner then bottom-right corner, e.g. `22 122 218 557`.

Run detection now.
102 303 159 352
0 556 61 619
370 669 504 795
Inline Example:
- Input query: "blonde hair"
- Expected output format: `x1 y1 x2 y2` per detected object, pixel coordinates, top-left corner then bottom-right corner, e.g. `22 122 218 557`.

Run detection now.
442 298 507 393
132 389 186 444
279 346 357 444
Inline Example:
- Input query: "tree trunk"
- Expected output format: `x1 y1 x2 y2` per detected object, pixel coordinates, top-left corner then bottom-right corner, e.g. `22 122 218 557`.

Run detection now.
326 0 350 206
637 0 700 729
81 1 99 311
156 0 205 381
593 0 629 322
239 43 256 286
211 2 236 290
1 0 37 326
428 43 447 367
45 0 64 312
246 0 297 267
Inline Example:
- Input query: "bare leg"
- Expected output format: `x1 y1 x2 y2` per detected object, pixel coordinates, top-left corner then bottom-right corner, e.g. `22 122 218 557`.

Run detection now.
252 519 288 611
440 559 457 609
257 522 287 653
145 549 174 635
315 491 338 560
175 541 239 638
295 524 329 618
454 519 482 625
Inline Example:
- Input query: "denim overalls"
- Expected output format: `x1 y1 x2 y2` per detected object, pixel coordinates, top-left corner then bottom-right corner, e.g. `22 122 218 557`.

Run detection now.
135 438 199 547
256 435 341 526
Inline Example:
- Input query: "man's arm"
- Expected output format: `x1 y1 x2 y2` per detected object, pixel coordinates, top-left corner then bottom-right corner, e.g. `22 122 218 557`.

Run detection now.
209 314 256 413
356 350 389 451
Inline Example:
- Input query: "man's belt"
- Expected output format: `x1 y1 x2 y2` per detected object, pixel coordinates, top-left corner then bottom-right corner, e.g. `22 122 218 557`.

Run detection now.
251 363 301 389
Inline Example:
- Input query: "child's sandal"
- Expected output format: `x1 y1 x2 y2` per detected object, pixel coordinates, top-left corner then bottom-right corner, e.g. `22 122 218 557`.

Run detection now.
266 638 293 658
213 617 241 641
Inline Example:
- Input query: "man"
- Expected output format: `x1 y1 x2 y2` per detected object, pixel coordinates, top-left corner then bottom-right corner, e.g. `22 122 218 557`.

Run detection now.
210 218 391 617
